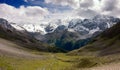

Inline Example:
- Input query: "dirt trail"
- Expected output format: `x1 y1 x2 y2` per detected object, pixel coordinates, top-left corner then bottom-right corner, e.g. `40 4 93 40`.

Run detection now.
0 38 43 58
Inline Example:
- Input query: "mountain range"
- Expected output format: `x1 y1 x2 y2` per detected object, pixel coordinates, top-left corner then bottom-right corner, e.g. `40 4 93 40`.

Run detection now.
11 15 119 37
1 15 120 51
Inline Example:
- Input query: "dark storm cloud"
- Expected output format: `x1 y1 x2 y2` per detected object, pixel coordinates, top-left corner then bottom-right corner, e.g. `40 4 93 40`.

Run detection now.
80 0 94 8
102 0 118 11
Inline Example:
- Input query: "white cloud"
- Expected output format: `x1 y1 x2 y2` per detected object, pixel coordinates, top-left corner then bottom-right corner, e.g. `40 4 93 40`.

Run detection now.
0 4 49 24
44 0 120 18
45 0 80 9
24 0 28 2
0 0 120 25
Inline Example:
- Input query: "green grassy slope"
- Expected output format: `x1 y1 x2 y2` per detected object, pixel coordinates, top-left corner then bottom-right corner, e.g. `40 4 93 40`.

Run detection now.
0 36 114 70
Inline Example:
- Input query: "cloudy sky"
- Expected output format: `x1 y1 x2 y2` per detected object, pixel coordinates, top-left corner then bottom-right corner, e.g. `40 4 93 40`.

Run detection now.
0 0 120 24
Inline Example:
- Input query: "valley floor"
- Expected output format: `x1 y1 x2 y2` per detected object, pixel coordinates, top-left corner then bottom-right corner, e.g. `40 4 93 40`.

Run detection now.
0 38 120 70
0 38 73 70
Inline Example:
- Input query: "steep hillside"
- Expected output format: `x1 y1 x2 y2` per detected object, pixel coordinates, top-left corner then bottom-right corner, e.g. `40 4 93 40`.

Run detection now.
0 18 64 52
69 22 120 56
0 37 42 58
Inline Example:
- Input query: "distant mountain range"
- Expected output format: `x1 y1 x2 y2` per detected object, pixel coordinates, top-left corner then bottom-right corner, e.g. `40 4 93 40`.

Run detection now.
1 15 120 51
11 15 119 37
11 15 120 40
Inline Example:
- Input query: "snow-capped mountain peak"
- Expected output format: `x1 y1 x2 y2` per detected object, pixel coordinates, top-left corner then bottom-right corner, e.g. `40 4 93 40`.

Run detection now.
9 15 120 38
